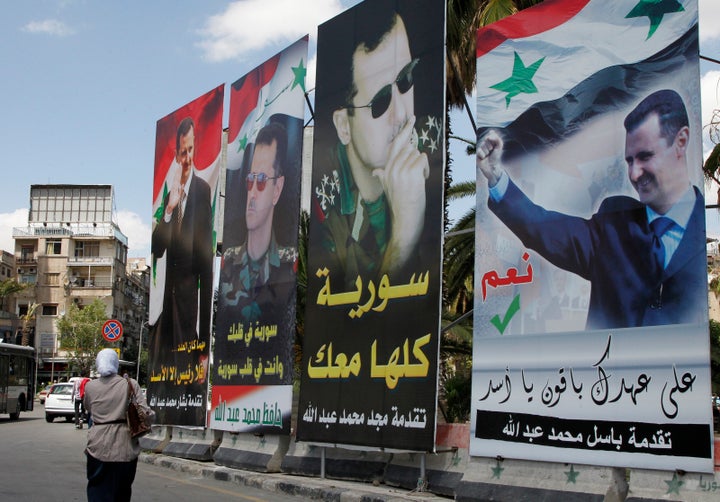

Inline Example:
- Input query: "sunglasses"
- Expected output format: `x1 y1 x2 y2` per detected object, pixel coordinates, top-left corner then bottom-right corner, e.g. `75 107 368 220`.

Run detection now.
246 172 279 192
348 58 419 119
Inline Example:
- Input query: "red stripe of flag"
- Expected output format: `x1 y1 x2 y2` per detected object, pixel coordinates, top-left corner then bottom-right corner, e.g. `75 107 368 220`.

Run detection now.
228 54 281 144
153 85 224 201
476 0 591 58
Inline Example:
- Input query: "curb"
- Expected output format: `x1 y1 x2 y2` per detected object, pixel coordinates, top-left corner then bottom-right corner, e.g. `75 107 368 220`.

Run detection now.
139 452 449 501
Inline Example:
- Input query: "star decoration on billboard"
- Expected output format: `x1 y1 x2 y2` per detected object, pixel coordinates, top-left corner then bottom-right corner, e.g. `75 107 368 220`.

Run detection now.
490 52 545 108
626 0 684 40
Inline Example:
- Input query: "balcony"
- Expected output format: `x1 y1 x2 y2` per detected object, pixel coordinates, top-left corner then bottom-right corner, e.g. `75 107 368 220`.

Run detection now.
69 278 113 289
16 258 37 266
13 223 128 246
67 256 113 266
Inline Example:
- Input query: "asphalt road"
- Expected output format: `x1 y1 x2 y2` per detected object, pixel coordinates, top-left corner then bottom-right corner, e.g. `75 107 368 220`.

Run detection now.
0 404 298 501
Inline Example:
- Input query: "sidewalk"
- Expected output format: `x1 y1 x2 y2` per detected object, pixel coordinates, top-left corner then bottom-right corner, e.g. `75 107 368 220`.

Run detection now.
140 452 451 501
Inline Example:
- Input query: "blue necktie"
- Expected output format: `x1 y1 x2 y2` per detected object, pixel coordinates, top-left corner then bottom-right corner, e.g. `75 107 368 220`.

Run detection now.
650 216 674 275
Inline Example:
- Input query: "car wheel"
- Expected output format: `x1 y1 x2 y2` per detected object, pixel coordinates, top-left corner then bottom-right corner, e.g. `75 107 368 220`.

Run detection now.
45 413 54 423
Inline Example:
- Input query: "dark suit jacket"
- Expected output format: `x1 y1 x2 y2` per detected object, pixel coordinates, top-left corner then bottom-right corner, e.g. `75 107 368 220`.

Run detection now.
151 174 213 347
489 181 707 330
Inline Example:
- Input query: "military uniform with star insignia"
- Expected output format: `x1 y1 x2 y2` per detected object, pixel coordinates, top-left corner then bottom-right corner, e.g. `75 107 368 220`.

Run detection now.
314 131 440 291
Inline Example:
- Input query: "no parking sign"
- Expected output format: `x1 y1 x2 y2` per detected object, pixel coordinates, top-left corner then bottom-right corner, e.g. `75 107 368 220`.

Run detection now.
102 319 123 342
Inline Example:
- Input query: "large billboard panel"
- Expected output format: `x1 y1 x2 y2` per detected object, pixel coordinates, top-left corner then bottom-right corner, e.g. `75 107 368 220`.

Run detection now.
210 38 308 434
298 0 446 451
148 85 224 426
471 0 711 471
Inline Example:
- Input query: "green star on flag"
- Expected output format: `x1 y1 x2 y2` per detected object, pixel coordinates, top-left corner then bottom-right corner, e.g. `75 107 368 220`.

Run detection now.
291 59 307 92
236 134 248 153
491 52 545 108
626 0 684 40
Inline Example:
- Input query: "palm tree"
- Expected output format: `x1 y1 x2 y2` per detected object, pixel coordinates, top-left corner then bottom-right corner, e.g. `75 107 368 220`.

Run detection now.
0 279 27 313
20 302 38 347
439 0 543 422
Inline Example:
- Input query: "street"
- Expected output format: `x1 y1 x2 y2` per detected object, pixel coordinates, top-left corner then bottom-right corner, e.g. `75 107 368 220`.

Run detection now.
0 405 298 501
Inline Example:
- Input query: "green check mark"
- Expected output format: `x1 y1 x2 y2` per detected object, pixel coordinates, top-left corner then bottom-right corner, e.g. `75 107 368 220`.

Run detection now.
490 294 520 334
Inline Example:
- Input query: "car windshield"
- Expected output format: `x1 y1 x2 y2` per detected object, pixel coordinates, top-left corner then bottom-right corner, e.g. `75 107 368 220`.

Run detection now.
51 385 73 395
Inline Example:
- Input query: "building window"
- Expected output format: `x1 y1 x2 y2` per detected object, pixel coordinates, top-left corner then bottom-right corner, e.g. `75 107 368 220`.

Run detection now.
18 305 28 317
20 245 34 262
45 273 60 286
42 304 58 316
74 241 99 258
18 274 36 284
46 240 61 255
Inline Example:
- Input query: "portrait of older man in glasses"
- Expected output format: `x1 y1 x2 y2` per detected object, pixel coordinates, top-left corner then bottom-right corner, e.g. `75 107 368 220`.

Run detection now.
218 121 297 334
311 0 444 291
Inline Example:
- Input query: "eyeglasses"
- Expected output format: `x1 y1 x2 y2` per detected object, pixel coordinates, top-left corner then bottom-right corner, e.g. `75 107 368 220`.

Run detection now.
347 58 419 119
246 172 279 191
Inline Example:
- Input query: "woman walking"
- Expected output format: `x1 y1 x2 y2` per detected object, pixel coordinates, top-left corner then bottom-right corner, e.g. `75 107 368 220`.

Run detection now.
83 348 154 501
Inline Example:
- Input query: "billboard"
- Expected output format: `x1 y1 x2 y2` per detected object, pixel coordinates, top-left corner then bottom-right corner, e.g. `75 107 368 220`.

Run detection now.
471 0 711 471
148 85 224 426
210 38 308 434
298 0 446 450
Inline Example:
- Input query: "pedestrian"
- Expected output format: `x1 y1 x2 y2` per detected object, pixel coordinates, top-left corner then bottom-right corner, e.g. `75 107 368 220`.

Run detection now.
83 348 154 501
73 373 90 429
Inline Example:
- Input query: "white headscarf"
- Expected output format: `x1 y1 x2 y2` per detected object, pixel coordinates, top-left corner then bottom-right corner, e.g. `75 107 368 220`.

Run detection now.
96 348 119 377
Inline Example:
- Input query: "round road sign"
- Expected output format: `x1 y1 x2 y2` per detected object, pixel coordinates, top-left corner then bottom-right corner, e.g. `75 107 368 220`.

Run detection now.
102 319 123 342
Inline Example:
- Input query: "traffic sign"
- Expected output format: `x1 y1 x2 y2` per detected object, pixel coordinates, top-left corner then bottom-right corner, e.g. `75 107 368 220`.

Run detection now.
102 319 123 342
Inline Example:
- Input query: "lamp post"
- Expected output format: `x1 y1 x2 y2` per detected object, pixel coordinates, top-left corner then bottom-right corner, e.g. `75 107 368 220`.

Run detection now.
50 334 56 383
136 321 148 381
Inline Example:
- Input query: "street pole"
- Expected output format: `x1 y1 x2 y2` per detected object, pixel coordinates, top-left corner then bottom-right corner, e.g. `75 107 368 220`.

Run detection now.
50 334 56 383
136 322 147 381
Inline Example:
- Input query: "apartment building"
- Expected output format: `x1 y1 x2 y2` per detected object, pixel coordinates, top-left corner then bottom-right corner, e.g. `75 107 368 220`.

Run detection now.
12 185 148 382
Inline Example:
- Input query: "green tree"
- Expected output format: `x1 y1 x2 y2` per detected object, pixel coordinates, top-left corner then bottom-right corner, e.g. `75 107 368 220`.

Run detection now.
703 107 720 202
20 302 38 347
438 1 543 423
56 299 109 376
710 320 720 393
0 278 27 313
294 210 309 383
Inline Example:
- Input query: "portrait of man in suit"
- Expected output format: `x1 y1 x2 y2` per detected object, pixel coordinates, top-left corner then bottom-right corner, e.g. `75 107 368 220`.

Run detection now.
151 116 213 370
476 89 706 330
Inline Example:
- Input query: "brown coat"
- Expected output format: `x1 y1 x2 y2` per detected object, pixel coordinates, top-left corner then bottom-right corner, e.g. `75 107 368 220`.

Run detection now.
83 374 154 462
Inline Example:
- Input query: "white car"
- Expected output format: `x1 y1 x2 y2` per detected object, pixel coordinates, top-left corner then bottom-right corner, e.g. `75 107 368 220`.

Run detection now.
44 383 75 423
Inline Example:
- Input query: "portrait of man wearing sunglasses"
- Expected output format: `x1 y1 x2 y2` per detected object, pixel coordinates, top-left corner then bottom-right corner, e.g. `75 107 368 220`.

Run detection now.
311 0 444 292
217 121 296 346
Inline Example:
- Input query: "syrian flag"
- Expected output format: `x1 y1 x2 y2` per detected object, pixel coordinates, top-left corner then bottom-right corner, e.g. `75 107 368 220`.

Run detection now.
226 36 308 173
149 85 224 323
210 37 308 434
152 85 225 213
476 0 699 157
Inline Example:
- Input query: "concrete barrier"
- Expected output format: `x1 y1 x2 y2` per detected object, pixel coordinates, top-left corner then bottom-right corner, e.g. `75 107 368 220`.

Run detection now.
138 424 171 453
161 426 221 461
213 432 290 473
384 423 469 497
281 438 391 483
146 419 720 499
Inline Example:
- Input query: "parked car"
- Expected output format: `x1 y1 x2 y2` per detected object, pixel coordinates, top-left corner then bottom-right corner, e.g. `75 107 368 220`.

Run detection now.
44 383 75 423
37 384 54 404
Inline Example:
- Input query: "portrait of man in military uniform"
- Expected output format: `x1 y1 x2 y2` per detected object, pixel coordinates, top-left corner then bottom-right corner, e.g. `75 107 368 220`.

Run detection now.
214 120 298 387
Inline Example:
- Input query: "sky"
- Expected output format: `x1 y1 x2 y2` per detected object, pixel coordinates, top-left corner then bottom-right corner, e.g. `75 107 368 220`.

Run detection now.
1 0 720 260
